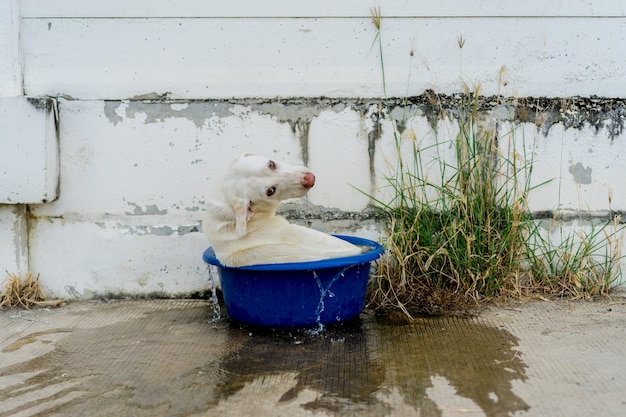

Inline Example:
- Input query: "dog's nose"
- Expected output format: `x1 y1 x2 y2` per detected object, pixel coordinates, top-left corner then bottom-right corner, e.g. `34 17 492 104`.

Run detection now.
302 172 315 188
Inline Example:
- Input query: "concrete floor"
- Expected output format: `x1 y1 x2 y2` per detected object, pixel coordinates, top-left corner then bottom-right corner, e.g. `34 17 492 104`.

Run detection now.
1 294 625 417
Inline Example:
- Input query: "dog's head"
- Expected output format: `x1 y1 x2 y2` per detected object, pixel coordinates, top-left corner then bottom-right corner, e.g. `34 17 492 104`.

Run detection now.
222 153 315 236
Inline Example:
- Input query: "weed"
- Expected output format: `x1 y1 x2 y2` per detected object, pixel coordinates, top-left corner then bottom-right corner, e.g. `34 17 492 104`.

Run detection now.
366 8 625 317
523 213 624 299
1 272 63 309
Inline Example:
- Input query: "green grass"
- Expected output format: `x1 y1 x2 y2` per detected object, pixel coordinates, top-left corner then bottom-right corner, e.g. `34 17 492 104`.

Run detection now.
366 9 625 316
369 88 538 314
525 214 624 298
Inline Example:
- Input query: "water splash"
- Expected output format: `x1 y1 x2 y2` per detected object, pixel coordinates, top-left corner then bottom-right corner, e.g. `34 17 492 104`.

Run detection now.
206 265 221 322
310 266 352 333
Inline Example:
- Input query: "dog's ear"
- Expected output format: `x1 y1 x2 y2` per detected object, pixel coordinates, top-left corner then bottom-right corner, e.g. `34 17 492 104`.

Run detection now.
233 198 252 236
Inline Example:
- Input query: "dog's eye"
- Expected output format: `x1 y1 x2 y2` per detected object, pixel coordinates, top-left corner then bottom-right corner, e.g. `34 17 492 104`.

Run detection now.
268 160 276 170
266 186 276 197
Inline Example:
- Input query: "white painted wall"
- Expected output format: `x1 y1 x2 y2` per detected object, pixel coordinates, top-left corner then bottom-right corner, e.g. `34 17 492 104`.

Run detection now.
0 0 29 281
0 0 21 97
2 1 626 298
19 0 626 99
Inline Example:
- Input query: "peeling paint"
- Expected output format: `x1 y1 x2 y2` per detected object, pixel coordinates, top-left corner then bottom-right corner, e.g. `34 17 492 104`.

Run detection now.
125 203 168 216
102 98 362 142
147 225 174 236
250 100 351 125
115 223 200 236
130 92 171 101
103 95 626 140
177 225 200 235
568 161 593 184
104 101 236 128
103 101 124 125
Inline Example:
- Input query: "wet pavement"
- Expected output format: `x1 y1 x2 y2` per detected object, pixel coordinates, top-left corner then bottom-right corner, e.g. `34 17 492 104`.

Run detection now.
1 295 625 417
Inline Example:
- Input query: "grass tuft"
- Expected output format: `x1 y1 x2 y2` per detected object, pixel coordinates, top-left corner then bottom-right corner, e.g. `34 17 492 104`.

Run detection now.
366 8 625 317
1 272 63 309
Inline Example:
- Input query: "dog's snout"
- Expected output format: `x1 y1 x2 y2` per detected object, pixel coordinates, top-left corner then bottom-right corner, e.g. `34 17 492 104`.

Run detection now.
302 172 316 189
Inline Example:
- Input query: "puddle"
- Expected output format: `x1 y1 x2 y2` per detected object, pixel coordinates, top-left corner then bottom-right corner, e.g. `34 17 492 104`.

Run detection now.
212 315 528 417
369 315 529 416
0 302 528 417
0 304 227 417
214 319 386 415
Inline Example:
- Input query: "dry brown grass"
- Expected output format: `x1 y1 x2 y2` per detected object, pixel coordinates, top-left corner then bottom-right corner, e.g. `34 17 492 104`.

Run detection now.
0 272 63 309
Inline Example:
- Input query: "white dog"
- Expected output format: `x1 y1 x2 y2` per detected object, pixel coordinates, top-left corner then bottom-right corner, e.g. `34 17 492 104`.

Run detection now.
203 153 361 267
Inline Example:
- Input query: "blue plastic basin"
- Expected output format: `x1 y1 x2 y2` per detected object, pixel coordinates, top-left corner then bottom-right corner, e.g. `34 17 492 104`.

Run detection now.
202 235 383 327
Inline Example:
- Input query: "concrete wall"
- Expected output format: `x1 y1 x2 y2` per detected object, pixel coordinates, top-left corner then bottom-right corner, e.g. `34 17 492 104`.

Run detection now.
2 0 626 298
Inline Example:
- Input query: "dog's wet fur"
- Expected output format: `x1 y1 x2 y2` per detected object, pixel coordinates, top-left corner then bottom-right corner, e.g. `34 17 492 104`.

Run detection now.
203 153 361 267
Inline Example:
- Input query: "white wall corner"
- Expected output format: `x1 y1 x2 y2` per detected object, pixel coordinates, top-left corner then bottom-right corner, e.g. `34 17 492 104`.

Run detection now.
0 0 22 97
0 97 59 204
